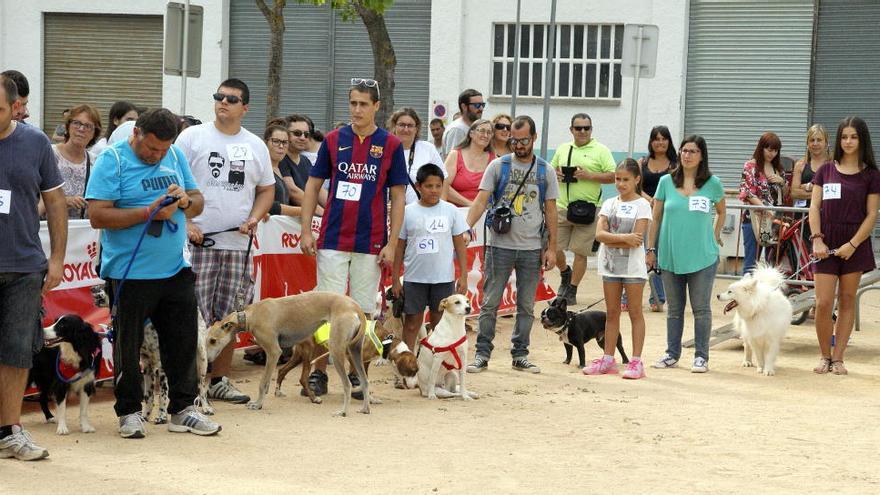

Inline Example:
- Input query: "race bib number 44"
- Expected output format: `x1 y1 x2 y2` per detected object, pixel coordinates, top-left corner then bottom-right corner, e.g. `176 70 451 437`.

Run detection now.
0 189 10 214
226 143 254 162
336 181 362 201
416 236 439 254
823 183 841 200
688 196 711 213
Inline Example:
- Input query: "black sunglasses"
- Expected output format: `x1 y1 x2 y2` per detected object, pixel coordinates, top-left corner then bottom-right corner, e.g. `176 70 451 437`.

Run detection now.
213 93 242 104
494 123 511 131
467 102 486 110
289 129 311 138
572 125 592 132
508 137 532 146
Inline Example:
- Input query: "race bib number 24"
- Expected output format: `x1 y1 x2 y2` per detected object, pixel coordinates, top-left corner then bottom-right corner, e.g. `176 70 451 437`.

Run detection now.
823 183 841 200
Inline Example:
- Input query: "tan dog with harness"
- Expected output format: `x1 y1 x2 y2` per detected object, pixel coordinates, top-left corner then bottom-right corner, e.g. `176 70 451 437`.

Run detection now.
204 291 375 416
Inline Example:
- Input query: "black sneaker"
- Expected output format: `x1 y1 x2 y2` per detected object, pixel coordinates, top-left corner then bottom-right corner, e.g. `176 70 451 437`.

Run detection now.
563 285 578 306
349 373 364 400
467 355 489 373
512 358 541 374
557 266 572 295
300 370 328 397
243 350 267 366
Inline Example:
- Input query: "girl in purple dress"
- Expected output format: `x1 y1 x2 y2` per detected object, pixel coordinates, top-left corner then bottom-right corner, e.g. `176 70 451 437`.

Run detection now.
809 117 880 375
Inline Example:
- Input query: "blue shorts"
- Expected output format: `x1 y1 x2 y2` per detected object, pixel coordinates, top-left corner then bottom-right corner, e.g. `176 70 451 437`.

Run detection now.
602 276 646 285
0 272 45 369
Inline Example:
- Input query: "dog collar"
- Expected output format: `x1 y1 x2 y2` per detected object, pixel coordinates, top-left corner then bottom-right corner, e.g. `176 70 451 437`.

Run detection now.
55 348 99 384
419 335 467 370
235 311 248 332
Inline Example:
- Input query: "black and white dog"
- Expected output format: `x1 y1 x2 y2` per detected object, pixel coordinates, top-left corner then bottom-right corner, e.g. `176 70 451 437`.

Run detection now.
29 315 102 435
540 298 629 368
91 284 213 423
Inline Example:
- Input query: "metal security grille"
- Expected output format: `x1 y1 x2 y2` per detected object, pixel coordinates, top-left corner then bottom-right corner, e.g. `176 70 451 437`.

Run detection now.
42 13 163 137
491 23 623 100
229 0 432 135
811 0 880 161
684 0 814 187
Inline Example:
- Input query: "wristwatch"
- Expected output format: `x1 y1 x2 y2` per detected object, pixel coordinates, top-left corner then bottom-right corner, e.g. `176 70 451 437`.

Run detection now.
646 248 657 253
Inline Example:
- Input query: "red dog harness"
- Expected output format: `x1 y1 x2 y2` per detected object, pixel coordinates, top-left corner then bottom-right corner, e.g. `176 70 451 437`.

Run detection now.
419 335 467 370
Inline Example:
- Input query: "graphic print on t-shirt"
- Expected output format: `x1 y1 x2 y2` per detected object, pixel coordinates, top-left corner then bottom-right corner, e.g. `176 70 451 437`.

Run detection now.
228 160 245 188
501 168 541 221
208 152 224 178
602 199 637 275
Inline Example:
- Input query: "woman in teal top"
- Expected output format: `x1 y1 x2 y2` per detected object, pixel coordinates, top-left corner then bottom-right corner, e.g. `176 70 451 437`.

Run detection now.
646 135 725 373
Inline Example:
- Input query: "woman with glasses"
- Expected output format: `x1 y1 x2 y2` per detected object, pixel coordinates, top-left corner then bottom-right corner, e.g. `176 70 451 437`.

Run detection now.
91 100 139 155
738 132 786 274
647 135 725 373
442 119 496 207
388 107 445 204
264 123 303 218
40 104 102 219
490 113 513 157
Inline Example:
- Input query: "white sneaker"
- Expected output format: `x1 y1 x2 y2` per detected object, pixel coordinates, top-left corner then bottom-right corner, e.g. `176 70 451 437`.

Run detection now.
168 406 221 436
652 353 679 369
0 425 49 461
118 413 146 439
207 377 250 404
691 357 709 373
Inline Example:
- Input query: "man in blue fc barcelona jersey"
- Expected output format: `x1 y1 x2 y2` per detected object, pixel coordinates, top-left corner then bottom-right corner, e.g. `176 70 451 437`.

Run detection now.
300 78 407 396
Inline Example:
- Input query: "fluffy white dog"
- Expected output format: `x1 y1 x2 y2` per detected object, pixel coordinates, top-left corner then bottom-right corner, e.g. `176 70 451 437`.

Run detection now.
717 264 792 376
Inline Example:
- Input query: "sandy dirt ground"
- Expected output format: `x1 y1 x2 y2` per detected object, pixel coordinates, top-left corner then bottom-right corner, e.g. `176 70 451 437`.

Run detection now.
6 268 880 494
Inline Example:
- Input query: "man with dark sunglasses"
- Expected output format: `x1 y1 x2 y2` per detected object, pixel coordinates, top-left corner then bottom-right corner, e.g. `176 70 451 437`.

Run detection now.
279 114 325 211
550 112 615 305
441 88 484 157
177 78 275 406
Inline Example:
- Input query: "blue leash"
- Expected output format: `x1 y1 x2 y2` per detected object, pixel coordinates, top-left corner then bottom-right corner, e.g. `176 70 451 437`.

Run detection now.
107 195 180 343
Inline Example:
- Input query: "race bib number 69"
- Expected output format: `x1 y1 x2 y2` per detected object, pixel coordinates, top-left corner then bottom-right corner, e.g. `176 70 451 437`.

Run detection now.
688 196 711 213
416 236 439 255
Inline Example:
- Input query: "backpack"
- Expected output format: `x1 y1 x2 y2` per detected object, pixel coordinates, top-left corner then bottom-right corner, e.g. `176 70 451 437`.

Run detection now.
486 155 547 235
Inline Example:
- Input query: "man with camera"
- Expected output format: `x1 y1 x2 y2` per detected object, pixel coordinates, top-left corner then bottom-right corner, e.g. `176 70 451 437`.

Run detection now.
550 113 615 305
465 116 558 374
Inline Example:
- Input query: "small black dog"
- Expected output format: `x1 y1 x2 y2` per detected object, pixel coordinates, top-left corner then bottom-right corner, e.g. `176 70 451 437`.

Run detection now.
539 298 629 368
28 315 102 435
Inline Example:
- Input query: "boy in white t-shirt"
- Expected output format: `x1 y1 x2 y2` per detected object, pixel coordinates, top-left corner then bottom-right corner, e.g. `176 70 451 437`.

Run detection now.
583 159 653 379
392 163 469 351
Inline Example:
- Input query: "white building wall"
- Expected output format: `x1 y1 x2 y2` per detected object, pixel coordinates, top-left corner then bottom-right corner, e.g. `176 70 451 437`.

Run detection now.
430 0 688 157
0 0 228 128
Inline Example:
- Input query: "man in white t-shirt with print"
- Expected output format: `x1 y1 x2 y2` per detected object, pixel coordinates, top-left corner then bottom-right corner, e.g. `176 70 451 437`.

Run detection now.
178 78 275 405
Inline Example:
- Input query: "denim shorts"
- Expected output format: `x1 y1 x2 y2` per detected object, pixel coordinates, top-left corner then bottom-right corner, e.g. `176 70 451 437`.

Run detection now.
0 272 45 369
602 276 647 285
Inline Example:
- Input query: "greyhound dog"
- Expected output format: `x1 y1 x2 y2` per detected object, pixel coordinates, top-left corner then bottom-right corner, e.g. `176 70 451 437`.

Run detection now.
204 291 375 417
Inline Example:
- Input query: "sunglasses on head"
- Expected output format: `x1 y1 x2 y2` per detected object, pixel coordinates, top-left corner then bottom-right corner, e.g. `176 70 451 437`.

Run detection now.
351 77 378 88
213 93 242 104
289 129 310 138
572 125 592 132
494 123 511 131
467 102 486 110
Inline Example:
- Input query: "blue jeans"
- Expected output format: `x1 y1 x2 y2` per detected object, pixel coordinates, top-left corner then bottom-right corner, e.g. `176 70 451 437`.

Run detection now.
476 247 542 360
660 259 718 361
742 221 757 274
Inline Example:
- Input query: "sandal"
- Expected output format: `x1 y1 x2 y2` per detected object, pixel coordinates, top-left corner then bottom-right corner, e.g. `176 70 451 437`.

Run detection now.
813 357 832 374
831 360 848 375
650 303 664 312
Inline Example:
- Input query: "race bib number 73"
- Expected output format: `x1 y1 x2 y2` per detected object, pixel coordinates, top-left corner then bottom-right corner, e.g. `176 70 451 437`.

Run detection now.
688 196 711 213
0 189 10 215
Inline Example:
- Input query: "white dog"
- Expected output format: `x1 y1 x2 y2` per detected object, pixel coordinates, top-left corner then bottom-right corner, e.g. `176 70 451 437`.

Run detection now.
417 294 479 400
717 264 792 376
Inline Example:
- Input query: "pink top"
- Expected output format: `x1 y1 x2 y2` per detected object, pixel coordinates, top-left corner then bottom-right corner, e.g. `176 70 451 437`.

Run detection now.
451 150 496 201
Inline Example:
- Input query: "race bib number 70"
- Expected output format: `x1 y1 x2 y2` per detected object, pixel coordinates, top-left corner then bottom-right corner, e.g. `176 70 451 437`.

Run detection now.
336 181 362 201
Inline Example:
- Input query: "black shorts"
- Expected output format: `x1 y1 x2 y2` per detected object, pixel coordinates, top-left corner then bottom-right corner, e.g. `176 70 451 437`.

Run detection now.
0 272 45 369
402 281 455 315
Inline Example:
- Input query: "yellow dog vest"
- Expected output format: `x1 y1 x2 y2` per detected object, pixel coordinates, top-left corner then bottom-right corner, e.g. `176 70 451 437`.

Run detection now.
313 320 382 354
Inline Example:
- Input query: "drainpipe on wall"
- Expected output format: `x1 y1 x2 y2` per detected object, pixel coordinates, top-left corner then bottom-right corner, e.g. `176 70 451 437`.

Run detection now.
539 0 557 160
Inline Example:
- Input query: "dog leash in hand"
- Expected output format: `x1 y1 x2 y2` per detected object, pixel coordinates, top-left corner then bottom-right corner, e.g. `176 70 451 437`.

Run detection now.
786 249 837 282
234 231 256 314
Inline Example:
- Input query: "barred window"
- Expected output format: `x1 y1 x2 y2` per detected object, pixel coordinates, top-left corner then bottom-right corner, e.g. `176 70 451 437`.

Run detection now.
492 23 624 100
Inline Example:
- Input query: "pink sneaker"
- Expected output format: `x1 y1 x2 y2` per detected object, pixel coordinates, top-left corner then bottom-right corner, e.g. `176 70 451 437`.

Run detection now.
622 360 646 380
583 357 618 375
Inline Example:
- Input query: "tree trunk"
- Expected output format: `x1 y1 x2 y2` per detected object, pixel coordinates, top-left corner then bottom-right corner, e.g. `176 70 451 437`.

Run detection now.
257 0 286 123
354 1 396 129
